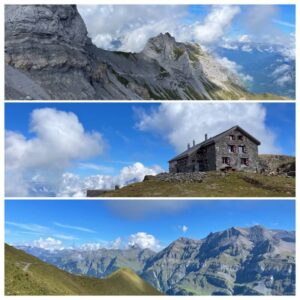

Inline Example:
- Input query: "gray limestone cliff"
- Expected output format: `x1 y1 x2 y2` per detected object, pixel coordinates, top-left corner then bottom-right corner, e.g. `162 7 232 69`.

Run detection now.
5 5 281 100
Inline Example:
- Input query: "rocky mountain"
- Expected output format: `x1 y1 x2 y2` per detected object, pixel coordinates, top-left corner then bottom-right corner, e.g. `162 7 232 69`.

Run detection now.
18 245 155 278
143 226 295 295
5 5 287 100
18 225 295 295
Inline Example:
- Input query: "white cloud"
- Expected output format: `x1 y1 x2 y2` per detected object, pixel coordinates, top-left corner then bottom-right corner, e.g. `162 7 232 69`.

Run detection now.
54 234 78 241
78 5 293 53
271 64 294 87
20 234 161 252
78 238 122 251
78 163 114 173
215 56 253 85
241 44 252 52
127 232 162 251
5 108 106 197
136 103 280 154
180 225 188 233
238 34 252 43
78 5 187 52
194 6 240 44
273 19 295 28
6 221 49 234
272 64 290 76
53 222 96 233
31 237 64 251
57 162 163 197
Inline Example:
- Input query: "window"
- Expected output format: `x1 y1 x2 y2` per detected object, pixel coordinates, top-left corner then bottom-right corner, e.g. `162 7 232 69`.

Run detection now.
228 145 235 153
222 157 230 165
241 158 249 166
238 135 243 141
238 146 246 154
229 135 235 140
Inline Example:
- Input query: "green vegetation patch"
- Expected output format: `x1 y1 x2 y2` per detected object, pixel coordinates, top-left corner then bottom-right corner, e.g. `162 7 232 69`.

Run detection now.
173 47 185 60
102 172 295 197
5 244 162 296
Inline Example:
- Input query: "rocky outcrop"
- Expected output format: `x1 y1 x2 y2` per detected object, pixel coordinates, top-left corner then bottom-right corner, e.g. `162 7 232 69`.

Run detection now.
5 5 284 100
144 172 206 183
259 155 295 177
5 5 96 100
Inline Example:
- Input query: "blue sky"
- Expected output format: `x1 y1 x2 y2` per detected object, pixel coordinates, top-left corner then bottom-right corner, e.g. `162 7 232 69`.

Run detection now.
5 102 295 175
5 200 295 249
187 5 295 34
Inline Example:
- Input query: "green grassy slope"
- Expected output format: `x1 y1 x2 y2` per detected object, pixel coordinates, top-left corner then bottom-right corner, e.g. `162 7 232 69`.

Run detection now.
101 172 295 197
5 244 162 296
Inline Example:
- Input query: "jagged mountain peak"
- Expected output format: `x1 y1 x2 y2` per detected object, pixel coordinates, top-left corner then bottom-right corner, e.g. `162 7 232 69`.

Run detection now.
142 32 203 63
146 32 176 45
247 224 270 242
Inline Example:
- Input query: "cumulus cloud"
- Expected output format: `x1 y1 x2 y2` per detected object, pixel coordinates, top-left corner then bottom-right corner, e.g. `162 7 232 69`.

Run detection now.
5 108 105 197
31 237 64 251
79 238 122 251
215 56 253 85
271 64 294 87
136 103 280 154
78 5 240 52
238 34 252 43
194 6 240 44
179 225 188 233
57 162 163 197
241 44 252 53
78 5 187 52
127 232 162 251
19 233 162 252
182 225 188 233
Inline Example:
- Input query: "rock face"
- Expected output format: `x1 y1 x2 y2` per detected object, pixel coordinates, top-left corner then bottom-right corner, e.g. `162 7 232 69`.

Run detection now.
142 225 295 295
5 4 277 100
5 5 95 100
19 225 295 295
259 155 295 177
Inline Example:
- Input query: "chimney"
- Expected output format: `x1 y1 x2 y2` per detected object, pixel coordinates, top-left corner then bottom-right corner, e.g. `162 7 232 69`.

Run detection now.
193 140 195 146
187 143 190 149
205 134 208 141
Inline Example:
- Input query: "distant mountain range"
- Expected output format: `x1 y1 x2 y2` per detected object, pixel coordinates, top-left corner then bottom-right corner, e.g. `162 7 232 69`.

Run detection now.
5 5 290 100
16 225 295 295
5 244 161 295
215 42 295 98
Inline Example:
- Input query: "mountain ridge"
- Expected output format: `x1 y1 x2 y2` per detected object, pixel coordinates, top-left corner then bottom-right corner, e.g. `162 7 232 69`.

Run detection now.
5 244 162 295
15 225 295 295
5 5 288 100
